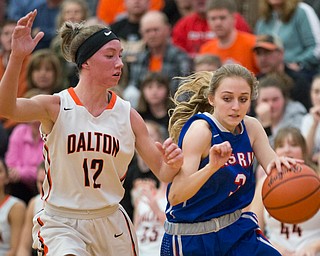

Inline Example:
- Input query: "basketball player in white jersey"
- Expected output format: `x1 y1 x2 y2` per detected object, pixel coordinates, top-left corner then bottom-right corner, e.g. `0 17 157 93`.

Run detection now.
0 158 26 255
0 10 183 256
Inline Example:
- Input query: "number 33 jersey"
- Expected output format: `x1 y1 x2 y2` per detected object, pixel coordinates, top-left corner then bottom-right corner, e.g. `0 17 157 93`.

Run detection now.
41 88 135 210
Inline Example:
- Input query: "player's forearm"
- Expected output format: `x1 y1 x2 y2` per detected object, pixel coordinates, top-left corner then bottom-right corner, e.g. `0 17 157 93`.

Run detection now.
0 54 23 118
168 164 217 206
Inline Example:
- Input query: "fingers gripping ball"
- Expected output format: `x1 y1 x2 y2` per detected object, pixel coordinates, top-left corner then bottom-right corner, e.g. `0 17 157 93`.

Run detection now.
262 163 320 224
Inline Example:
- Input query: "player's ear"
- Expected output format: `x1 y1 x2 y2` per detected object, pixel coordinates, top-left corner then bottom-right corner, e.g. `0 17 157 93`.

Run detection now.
81 61 89 69
208 95 215 107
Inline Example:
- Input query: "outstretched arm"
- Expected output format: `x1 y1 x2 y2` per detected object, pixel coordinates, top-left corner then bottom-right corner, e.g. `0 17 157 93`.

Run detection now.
0 10 54 124
246 116 302 174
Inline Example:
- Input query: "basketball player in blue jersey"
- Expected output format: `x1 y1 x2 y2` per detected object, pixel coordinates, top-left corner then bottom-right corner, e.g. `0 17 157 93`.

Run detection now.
160 64 300 255
0 10 183 256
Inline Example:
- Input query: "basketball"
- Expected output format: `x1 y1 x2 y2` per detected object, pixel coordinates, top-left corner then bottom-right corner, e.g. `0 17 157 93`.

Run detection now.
262 163 320 224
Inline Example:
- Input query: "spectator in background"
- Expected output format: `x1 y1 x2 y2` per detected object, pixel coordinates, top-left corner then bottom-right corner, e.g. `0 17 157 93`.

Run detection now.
110 0 149 80
5 91 45 204
96 0 163 25
17 162 45 256
136 72 172 136
2 49 62 132
133 179 167 256
253 34 312 110
32 0 64 51
121 120 162 220
50 0 89 88
26 48 63 94
172 0 252 58
125 10 192 108
193 53 221 72
6 0 46 21
162 0 193 26
301 74 320 166
200 0 259 74
250 127 320 256
255 0 320 79
131 121 167 256
254 72 307 146
0 158 26 256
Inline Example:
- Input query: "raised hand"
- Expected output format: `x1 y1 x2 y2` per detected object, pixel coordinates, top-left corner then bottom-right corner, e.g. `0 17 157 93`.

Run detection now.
11 10 44 58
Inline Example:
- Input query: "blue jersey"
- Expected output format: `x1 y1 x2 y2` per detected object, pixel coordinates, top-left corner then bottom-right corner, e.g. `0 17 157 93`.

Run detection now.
166 113 256 223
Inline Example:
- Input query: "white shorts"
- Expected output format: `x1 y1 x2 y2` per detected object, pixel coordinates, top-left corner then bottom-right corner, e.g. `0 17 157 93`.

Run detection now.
32 203 139 256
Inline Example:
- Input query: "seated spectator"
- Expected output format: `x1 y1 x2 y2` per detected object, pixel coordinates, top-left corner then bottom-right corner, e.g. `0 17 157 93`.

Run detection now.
250 127 320 255
193 53 221 72
199 0 259 74
301 74 320 165
26 49 63 94
0 158 26 256
3 49 62 131
5 91 45 204
125 10 192 107
172 0 252 58
253 72 307 146
50 0 89 88
136 72 172 136
255 0 320 79
253 34 312 110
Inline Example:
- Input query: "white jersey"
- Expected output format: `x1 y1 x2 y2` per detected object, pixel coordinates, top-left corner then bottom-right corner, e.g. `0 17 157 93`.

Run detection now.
33 194 44 216
135 195 166 256
41 88 135 210
0 195 21 254
264 208 320 252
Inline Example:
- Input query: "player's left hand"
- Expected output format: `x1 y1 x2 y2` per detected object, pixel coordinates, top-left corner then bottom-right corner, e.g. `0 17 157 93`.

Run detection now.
266 156 304 175
155 137 183 171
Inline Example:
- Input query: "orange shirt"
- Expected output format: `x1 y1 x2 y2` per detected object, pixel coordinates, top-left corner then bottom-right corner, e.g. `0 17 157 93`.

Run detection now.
149 55 162 72
96 0 164 25
200 31 259 74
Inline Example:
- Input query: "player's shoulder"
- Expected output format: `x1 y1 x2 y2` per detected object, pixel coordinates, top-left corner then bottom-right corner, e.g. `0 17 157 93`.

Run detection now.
243 115 264 136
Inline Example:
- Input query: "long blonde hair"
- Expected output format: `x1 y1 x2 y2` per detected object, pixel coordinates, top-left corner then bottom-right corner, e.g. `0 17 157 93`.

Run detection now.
169 64 258 143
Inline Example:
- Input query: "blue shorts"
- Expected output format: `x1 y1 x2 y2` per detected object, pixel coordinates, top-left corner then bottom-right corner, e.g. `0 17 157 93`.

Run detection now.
160 212 281 256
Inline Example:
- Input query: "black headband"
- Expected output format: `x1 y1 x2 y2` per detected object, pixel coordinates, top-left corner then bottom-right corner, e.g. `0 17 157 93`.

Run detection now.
75 28 119 69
